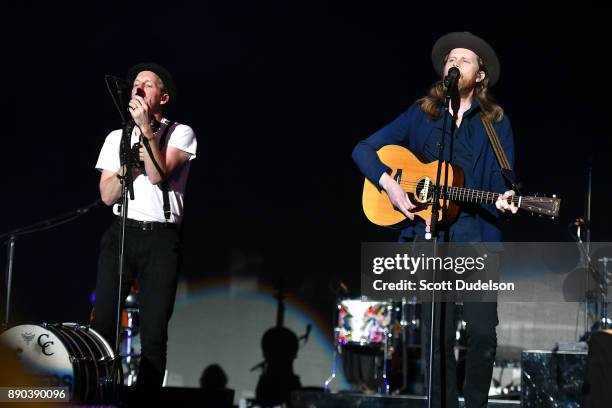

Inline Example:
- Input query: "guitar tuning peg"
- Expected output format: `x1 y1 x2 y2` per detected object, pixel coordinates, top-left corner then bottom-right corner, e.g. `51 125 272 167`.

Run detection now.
552 194 557 198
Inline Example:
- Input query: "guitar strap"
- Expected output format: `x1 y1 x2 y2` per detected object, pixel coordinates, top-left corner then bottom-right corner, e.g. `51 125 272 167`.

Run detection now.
480 114 521 194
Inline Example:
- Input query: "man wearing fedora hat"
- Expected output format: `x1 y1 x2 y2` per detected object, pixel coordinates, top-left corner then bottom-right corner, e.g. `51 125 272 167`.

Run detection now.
93 62 197 387
352 32 517 407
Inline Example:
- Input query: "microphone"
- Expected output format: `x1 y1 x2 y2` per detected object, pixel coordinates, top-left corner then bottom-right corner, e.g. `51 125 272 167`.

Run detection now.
104 74 130 89
443 67 460 88
568 217 586 228
76 199 102 214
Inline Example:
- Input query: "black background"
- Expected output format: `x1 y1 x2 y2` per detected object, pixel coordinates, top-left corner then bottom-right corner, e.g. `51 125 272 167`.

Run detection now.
1 2 610 326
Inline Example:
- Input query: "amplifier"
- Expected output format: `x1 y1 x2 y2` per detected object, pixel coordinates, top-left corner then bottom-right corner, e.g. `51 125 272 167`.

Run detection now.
521 349 586 408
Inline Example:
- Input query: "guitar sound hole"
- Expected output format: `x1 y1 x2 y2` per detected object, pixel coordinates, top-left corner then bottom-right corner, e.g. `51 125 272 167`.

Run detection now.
415 177 432 204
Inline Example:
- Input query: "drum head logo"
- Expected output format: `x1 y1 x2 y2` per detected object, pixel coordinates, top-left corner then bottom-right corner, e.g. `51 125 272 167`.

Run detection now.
37 334 55 356
21 332 35 345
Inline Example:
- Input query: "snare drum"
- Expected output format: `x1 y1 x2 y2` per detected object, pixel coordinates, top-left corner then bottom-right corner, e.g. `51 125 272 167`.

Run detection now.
0 323 121 402
337 299 393 345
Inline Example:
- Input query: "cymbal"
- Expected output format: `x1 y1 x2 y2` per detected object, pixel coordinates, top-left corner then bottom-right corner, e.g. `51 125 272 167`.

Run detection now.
562 267 603 301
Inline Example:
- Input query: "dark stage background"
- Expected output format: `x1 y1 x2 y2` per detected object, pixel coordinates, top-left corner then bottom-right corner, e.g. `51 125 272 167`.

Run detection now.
1 2 611 347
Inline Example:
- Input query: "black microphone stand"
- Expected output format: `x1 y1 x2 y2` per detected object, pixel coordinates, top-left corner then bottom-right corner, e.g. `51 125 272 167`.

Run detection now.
585 160 593 331
1 200 101 328
104 75 136 389
575 160 596 341
425 76 457 408
116 121 136 346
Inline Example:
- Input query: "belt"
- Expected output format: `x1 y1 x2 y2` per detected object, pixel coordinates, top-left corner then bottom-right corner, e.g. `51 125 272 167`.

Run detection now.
116 217 177 231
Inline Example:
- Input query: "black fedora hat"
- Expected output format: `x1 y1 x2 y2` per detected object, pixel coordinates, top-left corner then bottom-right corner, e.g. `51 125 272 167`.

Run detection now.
431 32 500 86
127 62 177 105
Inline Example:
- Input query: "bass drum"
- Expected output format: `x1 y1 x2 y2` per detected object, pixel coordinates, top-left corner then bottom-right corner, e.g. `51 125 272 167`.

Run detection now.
337 298 393 345
0 323 121 402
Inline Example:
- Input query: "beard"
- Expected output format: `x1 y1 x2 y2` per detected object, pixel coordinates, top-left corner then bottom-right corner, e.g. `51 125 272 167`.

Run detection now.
457 74 478 98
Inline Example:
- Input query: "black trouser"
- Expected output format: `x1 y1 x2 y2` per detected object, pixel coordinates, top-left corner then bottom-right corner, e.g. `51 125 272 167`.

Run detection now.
92 220 181 387
421 301 498 408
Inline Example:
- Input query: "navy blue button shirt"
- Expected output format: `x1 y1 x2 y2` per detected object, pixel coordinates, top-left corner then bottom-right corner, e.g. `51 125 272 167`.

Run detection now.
352 101 515 242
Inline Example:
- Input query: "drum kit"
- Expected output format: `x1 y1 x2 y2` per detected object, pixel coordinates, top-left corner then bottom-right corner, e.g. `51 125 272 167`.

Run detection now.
120 288 141 386
0 288 142 402
324 296 424 394
323 295 523 397
0 323 120 401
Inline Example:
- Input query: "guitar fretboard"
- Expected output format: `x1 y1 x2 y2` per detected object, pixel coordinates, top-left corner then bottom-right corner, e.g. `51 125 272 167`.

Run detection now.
437 185 519 205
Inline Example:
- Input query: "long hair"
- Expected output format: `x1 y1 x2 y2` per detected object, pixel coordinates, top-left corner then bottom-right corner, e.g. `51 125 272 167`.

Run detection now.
417 56 504 123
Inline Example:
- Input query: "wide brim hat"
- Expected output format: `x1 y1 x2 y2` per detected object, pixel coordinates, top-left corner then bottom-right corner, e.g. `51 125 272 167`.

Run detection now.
127 62 177 105
431 32 500 86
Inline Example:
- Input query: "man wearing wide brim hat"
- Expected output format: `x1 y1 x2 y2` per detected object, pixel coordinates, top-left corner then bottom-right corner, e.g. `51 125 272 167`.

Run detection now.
431 31 501 87
352 32 517 407
92 62 197 388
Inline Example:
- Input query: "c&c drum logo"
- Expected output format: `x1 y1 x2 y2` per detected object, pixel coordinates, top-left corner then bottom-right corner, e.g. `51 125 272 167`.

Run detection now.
37 334 55 356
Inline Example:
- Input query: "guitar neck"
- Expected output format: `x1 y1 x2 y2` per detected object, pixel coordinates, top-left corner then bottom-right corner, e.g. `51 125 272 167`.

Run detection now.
439 186 513 205
437 186 560 217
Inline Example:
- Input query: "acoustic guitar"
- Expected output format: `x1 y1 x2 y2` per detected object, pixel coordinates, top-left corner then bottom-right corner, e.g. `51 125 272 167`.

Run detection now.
362 145 561 227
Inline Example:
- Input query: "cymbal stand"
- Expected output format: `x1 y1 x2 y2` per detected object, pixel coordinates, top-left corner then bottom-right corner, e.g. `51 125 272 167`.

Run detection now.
597 257 612 329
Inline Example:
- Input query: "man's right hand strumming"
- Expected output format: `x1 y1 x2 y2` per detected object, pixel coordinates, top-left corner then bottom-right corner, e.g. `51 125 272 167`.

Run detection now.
379 172 416 220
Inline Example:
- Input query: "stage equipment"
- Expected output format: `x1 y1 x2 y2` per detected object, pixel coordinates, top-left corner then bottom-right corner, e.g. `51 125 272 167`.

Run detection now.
0 323 121 402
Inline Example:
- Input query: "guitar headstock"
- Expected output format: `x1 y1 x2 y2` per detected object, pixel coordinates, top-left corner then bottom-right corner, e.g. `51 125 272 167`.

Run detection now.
521 194 561 218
